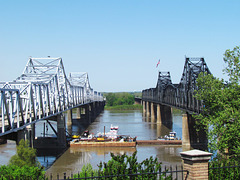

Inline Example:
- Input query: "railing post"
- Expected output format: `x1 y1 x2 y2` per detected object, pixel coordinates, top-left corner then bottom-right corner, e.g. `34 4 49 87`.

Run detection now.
180 149 212 180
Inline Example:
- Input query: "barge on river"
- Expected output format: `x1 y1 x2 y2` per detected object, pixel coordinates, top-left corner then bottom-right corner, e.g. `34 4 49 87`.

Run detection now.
70 125 137 147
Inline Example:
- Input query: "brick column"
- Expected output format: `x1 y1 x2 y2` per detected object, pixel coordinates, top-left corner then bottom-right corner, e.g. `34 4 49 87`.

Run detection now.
180 149 212 180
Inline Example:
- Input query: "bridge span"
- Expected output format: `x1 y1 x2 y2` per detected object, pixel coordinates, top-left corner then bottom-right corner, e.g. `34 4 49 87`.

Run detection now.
0 57 105 148
142 57 211 150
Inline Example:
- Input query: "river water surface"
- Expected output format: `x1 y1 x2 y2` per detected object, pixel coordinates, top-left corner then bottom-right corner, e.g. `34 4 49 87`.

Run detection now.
0 109 183 178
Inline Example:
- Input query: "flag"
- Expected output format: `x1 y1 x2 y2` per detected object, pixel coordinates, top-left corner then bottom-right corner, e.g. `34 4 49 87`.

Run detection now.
156 59 160 68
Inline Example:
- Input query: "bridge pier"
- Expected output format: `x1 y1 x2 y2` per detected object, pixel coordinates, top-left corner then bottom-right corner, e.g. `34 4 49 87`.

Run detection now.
157 104 161 123
143 101 146 115
57 113 67 148
182 112 207 151
67 110 72 135
146 102 150 117
151 102 155 121
143 101 172 125
76 107 81 119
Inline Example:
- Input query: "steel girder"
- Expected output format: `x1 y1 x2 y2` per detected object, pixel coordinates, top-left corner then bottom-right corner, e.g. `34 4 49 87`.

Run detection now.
142 57 211 113
0 57 103 135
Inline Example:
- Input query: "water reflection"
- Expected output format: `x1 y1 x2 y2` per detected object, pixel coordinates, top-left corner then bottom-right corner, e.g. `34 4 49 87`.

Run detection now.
45 146 136 178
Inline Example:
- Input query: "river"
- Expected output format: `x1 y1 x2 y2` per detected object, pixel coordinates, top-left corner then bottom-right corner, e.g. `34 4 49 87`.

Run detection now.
0 109 183 178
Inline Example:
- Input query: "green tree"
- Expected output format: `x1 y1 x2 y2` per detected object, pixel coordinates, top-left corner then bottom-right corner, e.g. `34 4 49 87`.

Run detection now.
105 92 135 106
194 45 240 157
73 151 170 179
9 139 40 167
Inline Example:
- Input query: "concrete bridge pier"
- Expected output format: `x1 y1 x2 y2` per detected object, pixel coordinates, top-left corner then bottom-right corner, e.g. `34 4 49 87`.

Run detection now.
4 123 36 147
142 101 146 115
91 102 96 122
146 101 150 117
57 113 67 148
151 102 155 122
156 104 162 123
67 109 72 135
182 112 207 151
84 104 91 124
76 107 81 119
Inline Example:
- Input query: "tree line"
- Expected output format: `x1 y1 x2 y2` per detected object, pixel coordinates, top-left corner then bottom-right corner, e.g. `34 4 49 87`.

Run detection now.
104 92 135 106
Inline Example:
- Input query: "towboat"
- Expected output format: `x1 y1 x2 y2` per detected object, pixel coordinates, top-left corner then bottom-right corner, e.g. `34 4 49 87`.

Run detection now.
157 131 179 140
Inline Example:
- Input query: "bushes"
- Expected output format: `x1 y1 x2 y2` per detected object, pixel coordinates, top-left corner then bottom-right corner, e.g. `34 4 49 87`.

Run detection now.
73 151 170 179
9 139 40 167
209 158 240 179
0 165 45 180
0 139 45 180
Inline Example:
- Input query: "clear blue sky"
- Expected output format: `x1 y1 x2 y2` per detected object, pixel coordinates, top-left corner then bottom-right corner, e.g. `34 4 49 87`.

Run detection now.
0 0 239 92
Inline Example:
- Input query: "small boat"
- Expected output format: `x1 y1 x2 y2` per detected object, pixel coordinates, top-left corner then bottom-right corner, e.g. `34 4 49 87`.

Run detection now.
157 131 179 140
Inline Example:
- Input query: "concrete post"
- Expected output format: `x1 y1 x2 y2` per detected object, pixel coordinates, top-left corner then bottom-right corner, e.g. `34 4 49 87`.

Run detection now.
57 113 66 148
76 107 81 119
182 113 191 151
157 104 162 124
151 102 155 121
180 149 212 180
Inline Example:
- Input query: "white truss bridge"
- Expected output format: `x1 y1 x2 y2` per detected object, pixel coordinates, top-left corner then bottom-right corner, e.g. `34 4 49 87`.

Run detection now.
0 57 103 136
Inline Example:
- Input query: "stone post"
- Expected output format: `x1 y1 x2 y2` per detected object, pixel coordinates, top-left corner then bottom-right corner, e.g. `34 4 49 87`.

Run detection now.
180 149 212 180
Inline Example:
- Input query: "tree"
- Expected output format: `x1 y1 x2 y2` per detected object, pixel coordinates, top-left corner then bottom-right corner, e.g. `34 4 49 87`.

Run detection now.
9 139 40 167
194 45 240 158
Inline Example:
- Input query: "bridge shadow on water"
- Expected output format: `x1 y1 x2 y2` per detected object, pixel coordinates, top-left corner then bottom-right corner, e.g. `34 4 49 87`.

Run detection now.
36 118 91 170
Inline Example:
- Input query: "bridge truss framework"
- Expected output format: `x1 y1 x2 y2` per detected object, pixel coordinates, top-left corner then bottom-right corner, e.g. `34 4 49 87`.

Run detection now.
0 57 103 136
142 57 211 114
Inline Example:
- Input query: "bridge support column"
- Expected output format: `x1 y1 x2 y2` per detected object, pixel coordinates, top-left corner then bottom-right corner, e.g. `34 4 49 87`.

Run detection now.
182 113 191 150
57 113 66 148
157 104 162 123
15 124 35 147
67 110 72 135
142 101 146 115
85 105 91 124
182 112 207 151
92 102 96 122
151 102 155 122
146 101 150 117
76 107 81 119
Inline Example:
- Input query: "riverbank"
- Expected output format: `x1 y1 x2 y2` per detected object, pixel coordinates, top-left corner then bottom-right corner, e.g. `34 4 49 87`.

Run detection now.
104 104 142 110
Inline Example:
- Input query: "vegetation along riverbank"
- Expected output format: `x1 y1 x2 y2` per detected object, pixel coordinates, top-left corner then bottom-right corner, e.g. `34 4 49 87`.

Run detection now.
103 92 142 110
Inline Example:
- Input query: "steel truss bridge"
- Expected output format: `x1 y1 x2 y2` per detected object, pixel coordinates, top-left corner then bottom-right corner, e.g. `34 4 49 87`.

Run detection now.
142 57 211 114
0 57 103 136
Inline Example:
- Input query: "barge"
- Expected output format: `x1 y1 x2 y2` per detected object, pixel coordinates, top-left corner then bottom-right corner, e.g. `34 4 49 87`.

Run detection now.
70 140 136 147
70 125 137 147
